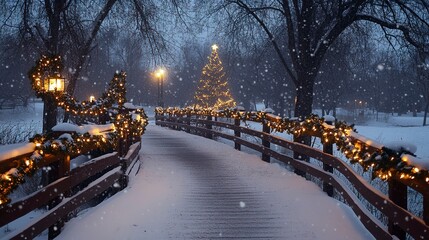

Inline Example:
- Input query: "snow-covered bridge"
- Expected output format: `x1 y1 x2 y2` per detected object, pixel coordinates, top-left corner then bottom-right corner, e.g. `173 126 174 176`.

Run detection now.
57 125 371 239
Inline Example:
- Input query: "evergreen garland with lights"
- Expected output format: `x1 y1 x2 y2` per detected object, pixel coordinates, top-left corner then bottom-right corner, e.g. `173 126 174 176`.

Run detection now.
28 54 64 98
156 107 429 185
0 56 148 205
193 45 236 110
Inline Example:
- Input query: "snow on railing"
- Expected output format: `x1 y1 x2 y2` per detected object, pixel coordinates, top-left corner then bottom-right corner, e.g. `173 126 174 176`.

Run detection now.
155 107 429 183
0 143 35 162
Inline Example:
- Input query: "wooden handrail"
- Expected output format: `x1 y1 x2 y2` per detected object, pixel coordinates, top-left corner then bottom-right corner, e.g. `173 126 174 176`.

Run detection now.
0 139 141 238
156 113 429 240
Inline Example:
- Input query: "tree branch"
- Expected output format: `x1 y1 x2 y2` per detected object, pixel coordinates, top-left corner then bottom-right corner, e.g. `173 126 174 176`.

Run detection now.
233 0 297 84
355 14 421 49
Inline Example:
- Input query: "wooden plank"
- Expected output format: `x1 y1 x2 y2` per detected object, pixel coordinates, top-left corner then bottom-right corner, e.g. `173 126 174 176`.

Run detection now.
0 153 120 227
122 142 141 168
6 169 122 240
388 179 407 239
265 135 429 240
234 118 241 150
261 122 270 162
270 151 391 239
0 153 34 173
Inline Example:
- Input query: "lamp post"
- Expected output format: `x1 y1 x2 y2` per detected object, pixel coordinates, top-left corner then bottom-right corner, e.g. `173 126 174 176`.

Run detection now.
42 74 65 133
155 68 165 108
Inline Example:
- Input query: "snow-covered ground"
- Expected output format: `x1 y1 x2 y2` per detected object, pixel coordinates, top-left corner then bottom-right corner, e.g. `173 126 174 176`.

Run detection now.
355 119 429 159
0 100 43 133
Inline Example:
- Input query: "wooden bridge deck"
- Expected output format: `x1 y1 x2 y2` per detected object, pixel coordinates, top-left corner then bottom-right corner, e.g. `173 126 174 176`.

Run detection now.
59 125 371 239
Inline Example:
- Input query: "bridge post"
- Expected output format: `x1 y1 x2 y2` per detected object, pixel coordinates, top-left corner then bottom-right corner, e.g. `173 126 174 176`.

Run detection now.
48 154 71 239
176 113 182 131
234 118 241 150
322 119 334 197
155 111 160 126
388 179 407 239
206 115 213 139
261 121 270 162
186 113 191 133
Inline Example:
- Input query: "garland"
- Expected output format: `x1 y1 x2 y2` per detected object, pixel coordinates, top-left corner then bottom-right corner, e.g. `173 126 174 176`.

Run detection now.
28 54 64 99
156 107 429 184
58 71 127 116
0 56 148 205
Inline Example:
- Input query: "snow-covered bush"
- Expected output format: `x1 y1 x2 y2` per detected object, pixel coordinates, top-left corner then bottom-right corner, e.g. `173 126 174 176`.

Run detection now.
0 121 39 144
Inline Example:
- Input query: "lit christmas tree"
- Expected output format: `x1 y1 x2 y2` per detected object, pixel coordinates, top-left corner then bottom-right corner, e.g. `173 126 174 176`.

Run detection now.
194 44 236 110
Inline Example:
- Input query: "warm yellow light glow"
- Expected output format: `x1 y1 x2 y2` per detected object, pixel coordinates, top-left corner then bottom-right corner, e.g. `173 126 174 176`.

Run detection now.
212 44 218 51
89 95 95 102
155 68 165 78
46 76 65 92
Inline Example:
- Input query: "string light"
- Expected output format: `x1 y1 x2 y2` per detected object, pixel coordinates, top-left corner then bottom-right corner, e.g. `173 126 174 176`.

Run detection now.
193 45 236 110
156 107 429 184
1 58 149 205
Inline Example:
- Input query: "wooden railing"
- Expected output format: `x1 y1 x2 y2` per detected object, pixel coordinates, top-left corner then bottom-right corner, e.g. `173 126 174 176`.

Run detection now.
156 112 429 240
0 138 141 239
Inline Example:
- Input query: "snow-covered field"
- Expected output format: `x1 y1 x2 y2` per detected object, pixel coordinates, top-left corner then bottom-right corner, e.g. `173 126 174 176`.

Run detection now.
0 101 43 127
355 118 429 159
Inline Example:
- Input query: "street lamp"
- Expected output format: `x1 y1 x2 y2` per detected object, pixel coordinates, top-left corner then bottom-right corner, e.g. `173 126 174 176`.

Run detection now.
41 74 66 133
154 68 165 108
45 75 65 92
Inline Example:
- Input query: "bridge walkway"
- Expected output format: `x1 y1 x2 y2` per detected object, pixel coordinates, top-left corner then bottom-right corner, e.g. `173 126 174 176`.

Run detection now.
59 125 372 239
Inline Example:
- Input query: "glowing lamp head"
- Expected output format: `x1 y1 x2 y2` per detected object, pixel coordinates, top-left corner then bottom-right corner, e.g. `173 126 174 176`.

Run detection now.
212 44 218 51
44 75 65 92
155 68 165 78
89 95 95 102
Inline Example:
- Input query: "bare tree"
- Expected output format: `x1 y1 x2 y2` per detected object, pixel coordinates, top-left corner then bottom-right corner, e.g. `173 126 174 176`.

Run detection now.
1 0 176 128
416 51 429 126
208 0 429 120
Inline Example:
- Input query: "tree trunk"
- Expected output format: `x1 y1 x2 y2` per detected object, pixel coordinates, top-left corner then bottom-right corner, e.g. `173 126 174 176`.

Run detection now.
424 102 429 126
293 73 314 176
43 95 57 133
294 74 315 119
